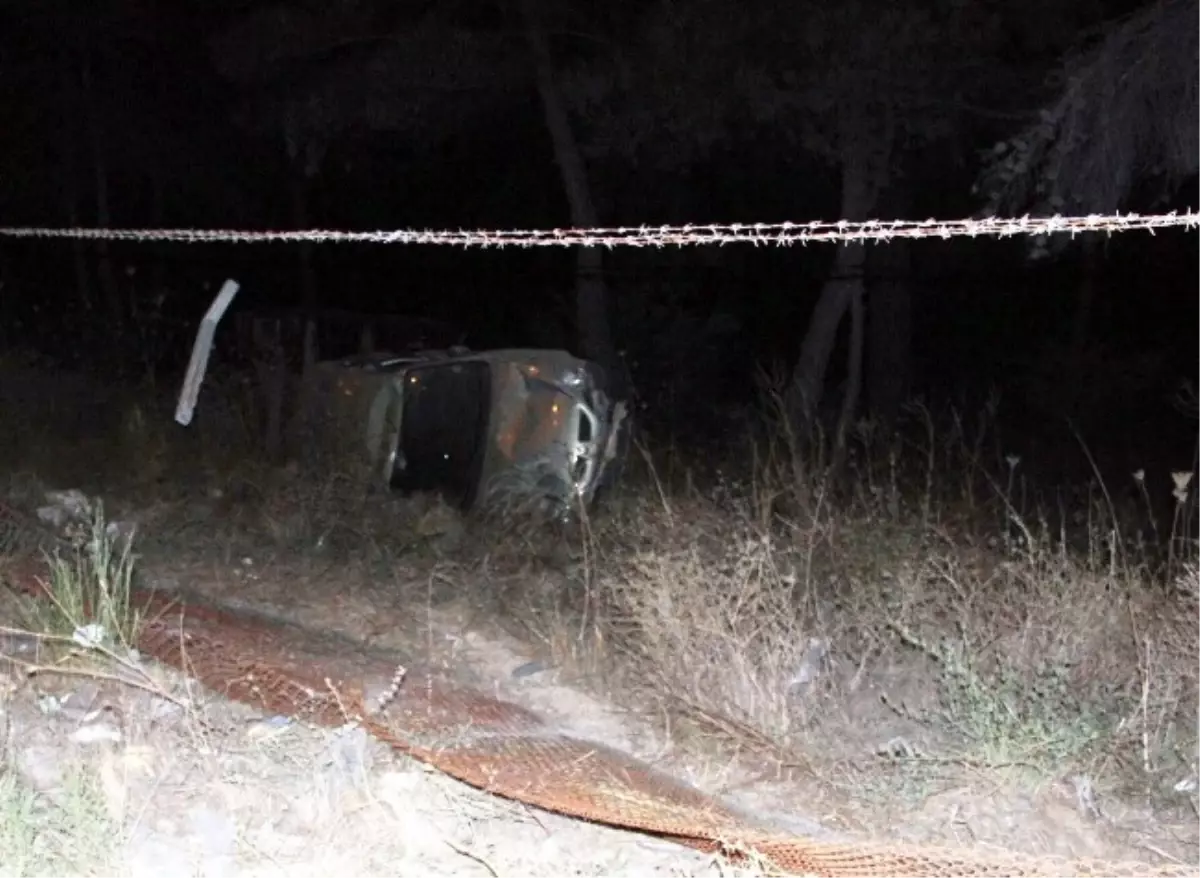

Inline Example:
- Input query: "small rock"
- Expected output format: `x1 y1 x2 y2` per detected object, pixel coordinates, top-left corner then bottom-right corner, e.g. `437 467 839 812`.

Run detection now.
72 624 108 649
147 695 183 722
69 722 122 745
246 715 293 739
16 745 63 793
124 828 189 878
511 660 548 680
327 726 373 781
188 806 238 878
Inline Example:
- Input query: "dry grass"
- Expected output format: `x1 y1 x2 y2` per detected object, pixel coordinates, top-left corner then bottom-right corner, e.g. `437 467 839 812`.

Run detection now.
1 360 1197 871
550 404 1200 807
0 496 721 877
15 362 1189 803
14 507 142 651
0 759 123 877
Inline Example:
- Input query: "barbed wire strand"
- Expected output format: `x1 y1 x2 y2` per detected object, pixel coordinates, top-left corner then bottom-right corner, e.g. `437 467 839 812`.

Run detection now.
0 211 1194 249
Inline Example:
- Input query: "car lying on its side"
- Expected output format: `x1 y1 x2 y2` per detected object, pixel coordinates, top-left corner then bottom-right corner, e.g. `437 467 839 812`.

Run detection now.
298 347 629 518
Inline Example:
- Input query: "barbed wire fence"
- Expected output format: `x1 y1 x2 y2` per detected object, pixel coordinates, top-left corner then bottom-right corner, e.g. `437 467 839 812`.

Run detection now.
0 210 1195 249
0 211 1195 432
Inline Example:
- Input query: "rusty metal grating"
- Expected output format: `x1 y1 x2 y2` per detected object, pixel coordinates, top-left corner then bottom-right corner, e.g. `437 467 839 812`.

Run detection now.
6 566 1194 878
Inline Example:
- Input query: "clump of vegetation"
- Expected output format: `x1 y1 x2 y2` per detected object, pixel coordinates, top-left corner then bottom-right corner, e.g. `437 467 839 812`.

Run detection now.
0 763 121 877
19 503 142 653
543 403 1199 800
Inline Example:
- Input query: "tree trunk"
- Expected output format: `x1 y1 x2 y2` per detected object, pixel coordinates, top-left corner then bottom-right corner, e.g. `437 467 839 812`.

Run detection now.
517 0 617 378
789 149 874 432
289 170 319 374
865 265 911 425
80 45 120 326
134 155 170 389
148 155 167 304
277 128 329 462
59 46 91 316
789 93 891 438
790 259 860 433
831 281 864 474
1065 234 1101 419
866 175 912 425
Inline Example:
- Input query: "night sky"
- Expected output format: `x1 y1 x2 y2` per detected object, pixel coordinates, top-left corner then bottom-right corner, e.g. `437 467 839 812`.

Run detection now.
0 0 1196 478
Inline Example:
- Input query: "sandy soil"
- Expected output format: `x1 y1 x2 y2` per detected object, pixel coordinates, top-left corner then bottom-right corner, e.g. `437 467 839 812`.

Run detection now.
2 592 724 876
1 500 1196 877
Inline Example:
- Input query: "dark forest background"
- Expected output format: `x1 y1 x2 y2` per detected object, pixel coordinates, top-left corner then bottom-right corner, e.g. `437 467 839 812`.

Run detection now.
0 0 1196 486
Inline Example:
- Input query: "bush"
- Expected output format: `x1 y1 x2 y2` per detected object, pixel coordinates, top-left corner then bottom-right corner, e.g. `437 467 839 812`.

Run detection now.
21 503 142 651
586 406 1198 793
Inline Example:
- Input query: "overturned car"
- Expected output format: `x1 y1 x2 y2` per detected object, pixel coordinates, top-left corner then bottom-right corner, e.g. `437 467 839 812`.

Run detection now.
299 348 629 519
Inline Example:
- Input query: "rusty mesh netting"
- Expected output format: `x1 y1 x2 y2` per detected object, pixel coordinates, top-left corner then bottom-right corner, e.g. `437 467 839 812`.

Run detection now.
2 552 1195 878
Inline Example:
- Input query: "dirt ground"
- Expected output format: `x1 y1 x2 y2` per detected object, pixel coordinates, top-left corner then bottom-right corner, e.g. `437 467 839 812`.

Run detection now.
0 360 1196 876
3 537 1195 877
2 554 726 877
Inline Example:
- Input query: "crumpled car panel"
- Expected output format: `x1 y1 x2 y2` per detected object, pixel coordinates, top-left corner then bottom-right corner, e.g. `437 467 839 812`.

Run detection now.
300 348 626 517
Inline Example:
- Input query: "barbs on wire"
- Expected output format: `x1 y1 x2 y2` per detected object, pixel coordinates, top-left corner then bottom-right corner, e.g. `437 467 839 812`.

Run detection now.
0 211 1194 249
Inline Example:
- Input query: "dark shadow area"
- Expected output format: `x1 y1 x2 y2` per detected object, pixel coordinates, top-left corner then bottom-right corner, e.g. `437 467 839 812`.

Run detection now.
391 361 491 510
